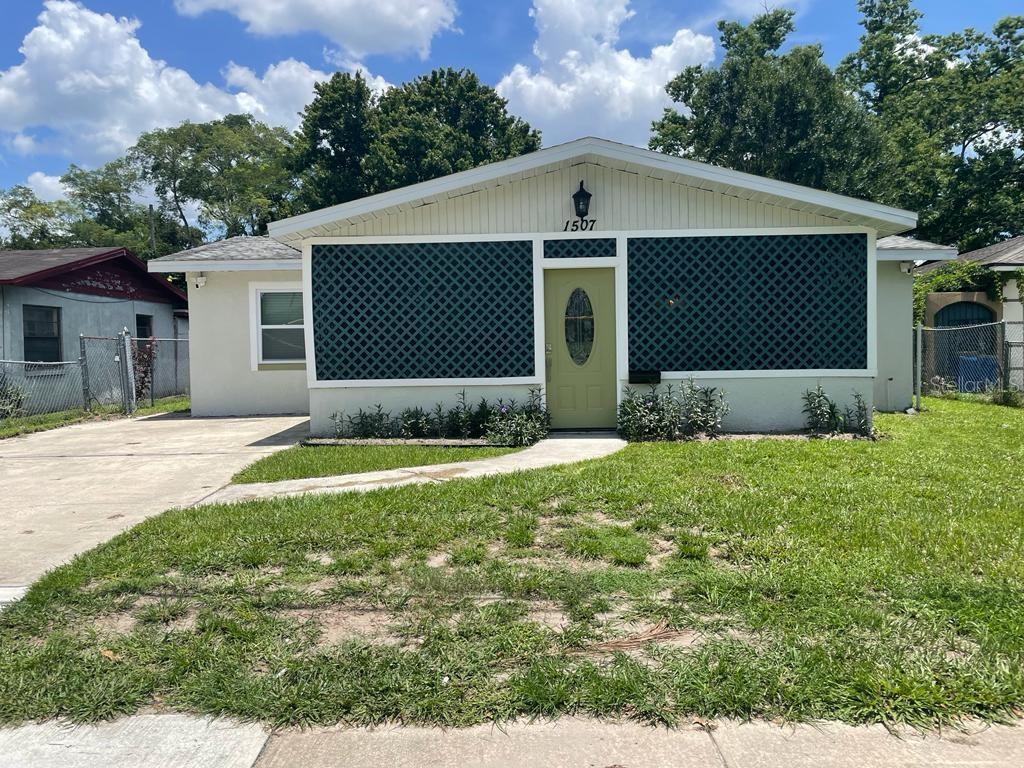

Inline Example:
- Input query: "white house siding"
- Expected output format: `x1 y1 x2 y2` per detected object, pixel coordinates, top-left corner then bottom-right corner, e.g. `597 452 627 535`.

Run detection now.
186 270 308 416
874 261 914 411
307 163 844 239
0 284 178 361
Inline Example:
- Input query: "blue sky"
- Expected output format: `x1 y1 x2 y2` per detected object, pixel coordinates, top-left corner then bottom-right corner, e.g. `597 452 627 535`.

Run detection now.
0 0 1019 200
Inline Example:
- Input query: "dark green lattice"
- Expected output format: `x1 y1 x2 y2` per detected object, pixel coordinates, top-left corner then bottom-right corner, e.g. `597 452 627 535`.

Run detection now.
627 234 867 371
312 241 534 380
543 238 616 258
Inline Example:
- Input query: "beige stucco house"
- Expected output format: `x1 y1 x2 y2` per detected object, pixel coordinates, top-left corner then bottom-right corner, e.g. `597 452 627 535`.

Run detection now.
149 137 950 433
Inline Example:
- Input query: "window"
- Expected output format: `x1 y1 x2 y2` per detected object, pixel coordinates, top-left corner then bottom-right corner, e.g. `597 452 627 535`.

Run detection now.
135 314 153 339
256 289 305 364
564 288 595 366
23 305 61 362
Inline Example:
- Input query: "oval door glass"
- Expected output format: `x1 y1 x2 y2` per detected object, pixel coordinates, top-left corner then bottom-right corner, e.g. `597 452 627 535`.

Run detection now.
564 288 595 366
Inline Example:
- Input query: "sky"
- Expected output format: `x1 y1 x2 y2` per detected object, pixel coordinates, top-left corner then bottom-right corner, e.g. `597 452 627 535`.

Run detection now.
0 0 1019 202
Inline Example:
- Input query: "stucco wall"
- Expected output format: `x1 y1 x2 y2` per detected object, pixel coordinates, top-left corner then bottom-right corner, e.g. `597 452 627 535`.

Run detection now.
874 261 913 411
1003 280 1022 324
186 270 308 416
0 284 178 361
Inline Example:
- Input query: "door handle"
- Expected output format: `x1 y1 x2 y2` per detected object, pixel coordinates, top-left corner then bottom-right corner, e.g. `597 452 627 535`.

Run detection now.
545 343 552 382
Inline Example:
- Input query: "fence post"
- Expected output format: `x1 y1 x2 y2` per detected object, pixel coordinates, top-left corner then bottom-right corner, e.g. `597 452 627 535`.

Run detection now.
79 334 91 411
121 329 137 414
915 323 923 411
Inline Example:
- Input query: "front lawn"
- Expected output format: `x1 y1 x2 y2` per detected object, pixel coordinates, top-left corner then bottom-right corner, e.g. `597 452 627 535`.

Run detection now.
233 444 519 484
2 398 1023 728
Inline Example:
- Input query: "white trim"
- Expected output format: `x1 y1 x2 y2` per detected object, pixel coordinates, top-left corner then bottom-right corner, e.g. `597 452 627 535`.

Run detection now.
876 248 956 262
270 137 917 240
150 259 300 273
249 281 305 371
302 226 877 389
659 370 877 379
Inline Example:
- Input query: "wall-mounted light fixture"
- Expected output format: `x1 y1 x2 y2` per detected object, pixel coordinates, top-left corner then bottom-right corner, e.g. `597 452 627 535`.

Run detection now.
572 181 592 220
192 272 207 289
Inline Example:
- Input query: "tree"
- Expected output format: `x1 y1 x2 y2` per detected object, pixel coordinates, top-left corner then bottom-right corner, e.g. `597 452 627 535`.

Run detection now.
130 114 295 242
365 68 541 192
0 186 79 249
841 0 1024 249
650 11 883 199
61 159 142 233
292 72 378 211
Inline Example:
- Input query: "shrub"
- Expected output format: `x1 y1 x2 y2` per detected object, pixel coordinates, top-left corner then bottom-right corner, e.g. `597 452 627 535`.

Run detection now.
347 404 396 438
446 390 474 438
399 407 433 438
987 387 1023 408
131 338 157 402
617 380 730 441
0 374 26 419
802 386 875 437
802 385 843 433
485 388 550 446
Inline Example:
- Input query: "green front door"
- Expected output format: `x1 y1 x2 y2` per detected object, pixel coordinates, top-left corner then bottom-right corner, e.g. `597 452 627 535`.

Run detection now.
544 268 617 429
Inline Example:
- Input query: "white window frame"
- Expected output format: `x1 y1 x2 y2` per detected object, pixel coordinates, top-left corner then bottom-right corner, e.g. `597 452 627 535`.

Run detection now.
249 281 305 370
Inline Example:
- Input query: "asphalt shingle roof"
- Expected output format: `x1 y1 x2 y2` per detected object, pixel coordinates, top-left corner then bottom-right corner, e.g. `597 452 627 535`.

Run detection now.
0 247 122 282
148 236 300 263
915 235 1024 274
876 235 955 252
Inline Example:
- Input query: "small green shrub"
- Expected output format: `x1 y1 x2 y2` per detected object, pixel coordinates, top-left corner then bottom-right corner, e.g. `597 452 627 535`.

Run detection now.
485 388 550 446
617 380 730 441
802 386 875 437
399 407 433 438
334 391 499 439
987 388 1023 408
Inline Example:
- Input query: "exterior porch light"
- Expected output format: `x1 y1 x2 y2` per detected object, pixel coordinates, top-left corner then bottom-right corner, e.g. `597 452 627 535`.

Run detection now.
572 181 592 220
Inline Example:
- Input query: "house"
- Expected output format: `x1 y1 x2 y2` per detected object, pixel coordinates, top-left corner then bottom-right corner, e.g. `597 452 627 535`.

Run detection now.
915 236 1024 327
0 246 188 362
149 137 952 432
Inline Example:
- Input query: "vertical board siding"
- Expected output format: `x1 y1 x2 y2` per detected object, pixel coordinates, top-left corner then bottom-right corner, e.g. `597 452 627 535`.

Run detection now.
320 163 843 238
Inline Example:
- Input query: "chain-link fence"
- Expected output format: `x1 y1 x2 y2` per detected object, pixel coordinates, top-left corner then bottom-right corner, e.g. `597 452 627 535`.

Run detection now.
1 360 86 417
2 331 190 425
916 321 1019 397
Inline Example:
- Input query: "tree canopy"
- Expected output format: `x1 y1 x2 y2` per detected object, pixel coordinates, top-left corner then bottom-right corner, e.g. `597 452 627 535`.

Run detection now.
650 10 883 199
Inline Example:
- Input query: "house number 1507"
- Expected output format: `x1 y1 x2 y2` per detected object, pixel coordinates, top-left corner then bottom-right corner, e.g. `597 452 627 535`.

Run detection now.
563 218 597 231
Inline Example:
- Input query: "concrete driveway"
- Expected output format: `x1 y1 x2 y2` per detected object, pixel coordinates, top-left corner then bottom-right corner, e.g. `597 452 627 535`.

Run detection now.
0 413 308 598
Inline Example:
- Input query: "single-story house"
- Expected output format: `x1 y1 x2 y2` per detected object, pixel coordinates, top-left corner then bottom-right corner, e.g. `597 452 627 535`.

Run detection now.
1 246 188 362
150 137 951 432
915 235 1024 327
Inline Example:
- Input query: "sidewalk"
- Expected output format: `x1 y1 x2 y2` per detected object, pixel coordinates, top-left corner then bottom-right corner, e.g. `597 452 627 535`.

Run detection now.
1 715 1020 768
203 433 627 505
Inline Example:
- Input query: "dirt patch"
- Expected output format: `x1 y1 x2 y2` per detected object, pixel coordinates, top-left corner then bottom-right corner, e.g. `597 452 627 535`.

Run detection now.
86 613 137 635
583 620 702 654
417 466 469 480
716 473 748 490
302 577 338 596
282 605 408 647
305 552 335 567
526 600 570 630
648 537 676 567
426 552 449 568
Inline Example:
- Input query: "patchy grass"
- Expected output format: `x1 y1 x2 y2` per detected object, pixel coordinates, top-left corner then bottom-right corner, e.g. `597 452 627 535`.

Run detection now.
134 395 191 417
0 397 189 440
232 444 518 484
1 398 1023 729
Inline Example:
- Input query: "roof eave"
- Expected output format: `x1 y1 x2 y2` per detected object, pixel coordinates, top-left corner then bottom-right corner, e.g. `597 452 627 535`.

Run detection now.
148 259 301 273
268 137 918 240
877 248 958 262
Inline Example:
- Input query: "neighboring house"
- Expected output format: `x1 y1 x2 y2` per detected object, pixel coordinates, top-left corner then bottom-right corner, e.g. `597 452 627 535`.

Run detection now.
0 247 188 362
915 236 1024 327
150 137 953 431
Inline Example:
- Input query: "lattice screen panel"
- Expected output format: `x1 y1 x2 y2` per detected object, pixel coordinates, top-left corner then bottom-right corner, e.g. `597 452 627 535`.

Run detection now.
543 238 616 259
628 234 867 372
312 241 534 381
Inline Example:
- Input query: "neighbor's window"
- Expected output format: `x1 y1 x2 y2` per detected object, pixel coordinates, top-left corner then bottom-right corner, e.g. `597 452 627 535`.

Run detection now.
258 291 305 362
23 305 62 362
135 314 153 339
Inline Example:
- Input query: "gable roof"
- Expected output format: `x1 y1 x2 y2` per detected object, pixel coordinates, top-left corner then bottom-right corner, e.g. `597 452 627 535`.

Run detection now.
0 246 187 302
268 137 918 244
148 236 300 273
876 235 957 262
915 235 1024 274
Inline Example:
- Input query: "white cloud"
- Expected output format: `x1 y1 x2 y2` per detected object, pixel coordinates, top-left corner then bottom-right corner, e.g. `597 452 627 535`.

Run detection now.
497 0 715 147
174 0 457 60
26 171 67 201
0 1 354 166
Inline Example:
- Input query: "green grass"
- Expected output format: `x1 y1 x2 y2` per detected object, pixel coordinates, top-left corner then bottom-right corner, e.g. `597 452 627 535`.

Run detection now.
2 398 1023 729
0 396 189 440
232 444 518 484
134 395 191 417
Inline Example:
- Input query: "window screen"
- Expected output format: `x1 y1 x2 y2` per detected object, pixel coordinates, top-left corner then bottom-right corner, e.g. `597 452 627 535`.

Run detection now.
258 291 305 362
135 314 153 339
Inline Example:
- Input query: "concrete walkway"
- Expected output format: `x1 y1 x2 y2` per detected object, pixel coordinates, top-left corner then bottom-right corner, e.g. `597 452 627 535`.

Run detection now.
0 413 308 605
1 715 1021 768
203 433 627 505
